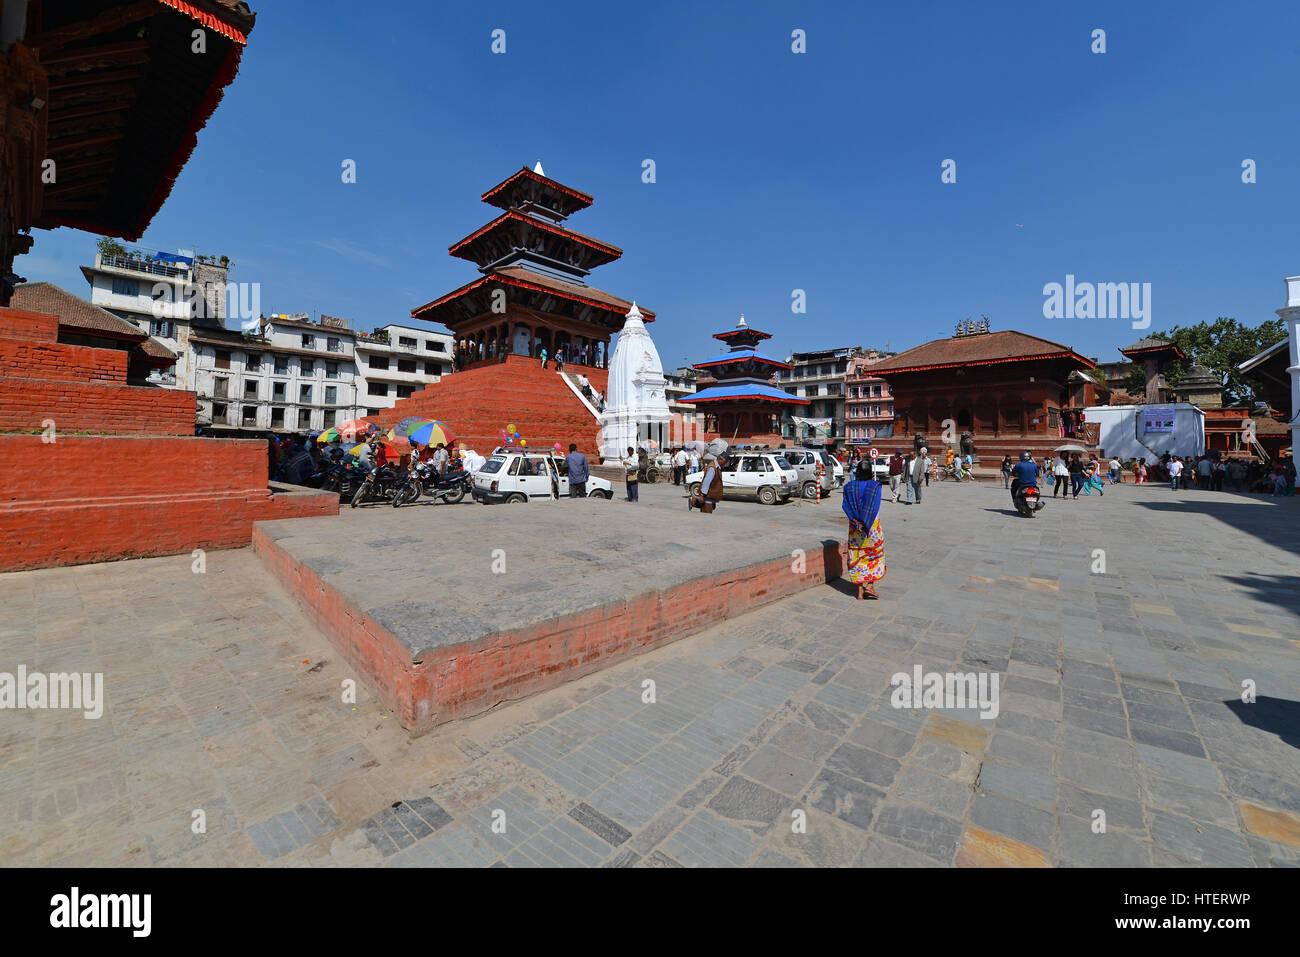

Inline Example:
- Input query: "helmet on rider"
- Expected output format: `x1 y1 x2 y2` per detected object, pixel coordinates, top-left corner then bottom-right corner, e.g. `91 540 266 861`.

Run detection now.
1020 451 1032 462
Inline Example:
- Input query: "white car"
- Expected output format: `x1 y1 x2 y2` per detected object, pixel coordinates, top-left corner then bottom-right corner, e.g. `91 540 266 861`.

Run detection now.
472 451 613 503
685 453 799 505
781 449 837 498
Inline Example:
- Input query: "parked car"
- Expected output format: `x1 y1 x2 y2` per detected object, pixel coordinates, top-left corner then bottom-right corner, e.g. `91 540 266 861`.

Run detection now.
781 449 836 499
685 452 799 505
472 450 614 503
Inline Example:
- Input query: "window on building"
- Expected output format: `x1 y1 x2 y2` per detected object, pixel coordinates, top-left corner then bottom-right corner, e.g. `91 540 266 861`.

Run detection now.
395 385 414 399
397 358 416 374
274 356 289 375
426 341 446 352
212 402 227 422
368 382 388 396
298 409 311 429
214 349 230 370
368 355 389 370
425 362 444 376
367 408 381 416
301 333 313 348
325 386 337 404
241 406 256 425
327 337 341 353
111 277 139 297
272 381 286 401
399 336 417 348
270 408 284 428
872 384 881 397
326 362 338 379
302 359 316 375
299 384 312 403
213 378 228 398
246 353 261 369
243 379 257 398
323 410 336 428
149 319 174 338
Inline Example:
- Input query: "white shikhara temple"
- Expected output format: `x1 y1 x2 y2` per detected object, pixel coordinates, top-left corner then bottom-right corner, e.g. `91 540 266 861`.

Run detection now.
599 302 670 461
1279 276 1300 457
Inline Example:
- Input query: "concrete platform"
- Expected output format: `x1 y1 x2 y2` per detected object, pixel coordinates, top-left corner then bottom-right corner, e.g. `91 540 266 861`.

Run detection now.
252 484 850 733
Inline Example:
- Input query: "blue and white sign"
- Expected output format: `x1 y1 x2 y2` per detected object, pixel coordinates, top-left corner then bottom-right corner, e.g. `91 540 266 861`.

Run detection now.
1142 406 1175 433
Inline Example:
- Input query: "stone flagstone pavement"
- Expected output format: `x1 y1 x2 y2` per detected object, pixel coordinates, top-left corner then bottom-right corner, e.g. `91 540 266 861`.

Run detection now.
1 479 1298 866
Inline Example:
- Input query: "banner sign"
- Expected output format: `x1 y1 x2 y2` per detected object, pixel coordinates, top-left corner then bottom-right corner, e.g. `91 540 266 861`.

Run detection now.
1142 406 1175 433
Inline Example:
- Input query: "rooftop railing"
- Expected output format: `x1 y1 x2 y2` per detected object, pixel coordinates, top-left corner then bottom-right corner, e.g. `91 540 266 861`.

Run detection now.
101 255 189 280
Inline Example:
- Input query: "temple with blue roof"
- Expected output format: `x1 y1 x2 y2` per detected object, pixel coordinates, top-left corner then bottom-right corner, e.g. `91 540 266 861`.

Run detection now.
679 315 808 446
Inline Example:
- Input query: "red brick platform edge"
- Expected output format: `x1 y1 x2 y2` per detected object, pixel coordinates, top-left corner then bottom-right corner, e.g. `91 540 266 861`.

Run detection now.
253 523 847 735
0 435 338 571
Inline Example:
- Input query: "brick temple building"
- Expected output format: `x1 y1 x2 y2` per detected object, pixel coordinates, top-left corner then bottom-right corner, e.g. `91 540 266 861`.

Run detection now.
678 316 808 447
869 321 1104 462
386 164 650 455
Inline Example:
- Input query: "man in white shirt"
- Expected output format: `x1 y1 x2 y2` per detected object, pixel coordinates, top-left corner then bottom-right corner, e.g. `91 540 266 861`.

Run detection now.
1168 457 1184 491
672 447 689 485
577 373 591 399
1108 457 1122 484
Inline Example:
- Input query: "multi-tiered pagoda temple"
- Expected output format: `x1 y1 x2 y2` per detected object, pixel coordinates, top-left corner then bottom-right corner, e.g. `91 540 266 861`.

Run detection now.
680 316 808 446
412 163 651 368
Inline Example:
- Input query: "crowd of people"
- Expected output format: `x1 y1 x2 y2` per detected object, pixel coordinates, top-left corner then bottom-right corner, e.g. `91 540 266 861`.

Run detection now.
451 338 608 373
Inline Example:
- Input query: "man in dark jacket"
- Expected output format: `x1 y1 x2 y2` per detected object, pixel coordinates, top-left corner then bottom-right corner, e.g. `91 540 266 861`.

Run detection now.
565 443 589 498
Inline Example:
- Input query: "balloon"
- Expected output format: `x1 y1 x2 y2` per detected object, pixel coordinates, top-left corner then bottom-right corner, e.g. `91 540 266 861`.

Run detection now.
520 439 527 447
506 423 516 434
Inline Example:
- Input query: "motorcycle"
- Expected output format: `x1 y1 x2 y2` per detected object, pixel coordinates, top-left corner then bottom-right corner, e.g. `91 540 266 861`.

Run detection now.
425 466 470 505
1012 481 1044 518
392 461 434 508
350 463 402 507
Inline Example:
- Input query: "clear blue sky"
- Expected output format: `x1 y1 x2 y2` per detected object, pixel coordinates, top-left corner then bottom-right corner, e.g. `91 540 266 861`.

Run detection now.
21 0 1300 369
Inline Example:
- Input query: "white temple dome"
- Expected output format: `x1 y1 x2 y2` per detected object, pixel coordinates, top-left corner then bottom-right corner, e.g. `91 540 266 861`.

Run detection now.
599 301 670 460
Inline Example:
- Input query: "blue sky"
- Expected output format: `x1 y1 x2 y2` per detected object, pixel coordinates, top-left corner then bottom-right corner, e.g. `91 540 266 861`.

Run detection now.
21 0 1300 369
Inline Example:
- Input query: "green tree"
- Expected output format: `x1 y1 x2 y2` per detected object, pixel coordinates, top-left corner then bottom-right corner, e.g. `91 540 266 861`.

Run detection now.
95 236 125 259
1149 317 1287 405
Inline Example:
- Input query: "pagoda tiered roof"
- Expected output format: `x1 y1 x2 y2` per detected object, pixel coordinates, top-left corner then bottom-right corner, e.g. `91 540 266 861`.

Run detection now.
413 265 654 329
684 383 809 405
693 348 790 371
481 167 594 221
448 210 622 273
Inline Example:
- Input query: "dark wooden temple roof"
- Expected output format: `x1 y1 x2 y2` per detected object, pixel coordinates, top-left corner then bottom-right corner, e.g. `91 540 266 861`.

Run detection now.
448 210 622 272
27 0 256 240
869 330 1095 375
481 166 593 220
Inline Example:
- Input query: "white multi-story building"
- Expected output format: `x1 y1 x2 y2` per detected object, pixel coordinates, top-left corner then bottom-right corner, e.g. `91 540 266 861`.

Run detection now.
664 366 700 441
773 347 858 445
189 313 361 434
353 323 454 416
80 245 231 389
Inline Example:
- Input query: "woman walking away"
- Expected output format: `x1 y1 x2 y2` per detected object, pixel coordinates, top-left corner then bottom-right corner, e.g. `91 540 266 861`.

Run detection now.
1001 455 1013 489
843 462 886 600
1069 453 1085 499
1053 455 1069 498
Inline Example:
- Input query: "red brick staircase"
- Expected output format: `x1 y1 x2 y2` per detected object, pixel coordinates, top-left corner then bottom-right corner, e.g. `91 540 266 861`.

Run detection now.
381 355 608 457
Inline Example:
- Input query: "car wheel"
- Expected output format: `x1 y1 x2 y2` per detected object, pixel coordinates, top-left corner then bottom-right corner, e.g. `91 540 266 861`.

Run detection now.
688 483 701 497
758 485 778 505
802 481 818 499
506 493 527 504
598 490 613 500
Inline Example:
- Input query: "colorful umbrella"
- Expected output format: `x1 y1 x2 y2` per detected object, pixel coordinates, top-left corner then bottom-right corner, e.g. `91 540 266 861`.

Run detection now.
319 419 378 444
347 439 402 458
407 420 456 448
391 416 435 438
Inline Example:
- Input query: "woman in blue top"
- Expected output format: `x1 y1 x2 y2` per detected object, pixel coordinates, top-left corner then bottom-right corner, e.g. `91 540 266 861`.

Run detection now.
842 462 886 600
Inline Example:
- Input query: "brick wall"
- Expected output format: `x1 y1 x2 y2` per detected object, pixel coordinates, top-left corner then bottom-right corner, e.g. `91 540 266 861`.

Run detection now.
0 435 337 571
0 338 128 382
0 377 196 434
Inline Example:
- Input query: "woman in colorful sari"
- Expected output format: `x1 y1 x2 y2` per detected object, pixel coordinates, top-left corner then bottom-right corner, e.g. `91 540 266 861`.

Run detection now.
842 462 886 600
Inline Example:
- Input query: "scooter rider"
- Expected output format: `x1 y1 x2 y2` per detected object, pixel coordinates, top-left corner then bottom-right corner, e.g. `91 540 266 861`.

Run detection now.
1008 450 1039 503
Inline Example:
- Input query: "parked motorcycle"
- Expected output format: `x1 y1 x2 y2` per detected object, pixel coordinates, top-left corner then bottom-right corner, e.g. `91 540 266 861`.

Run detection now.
392 461 434 508
350 464 402 507
426 466 470 505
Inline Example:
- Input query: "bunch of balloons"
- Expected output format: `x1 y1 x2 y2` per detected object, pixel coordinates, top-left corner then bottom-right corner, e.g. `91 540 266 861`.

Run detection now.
500 423 525 447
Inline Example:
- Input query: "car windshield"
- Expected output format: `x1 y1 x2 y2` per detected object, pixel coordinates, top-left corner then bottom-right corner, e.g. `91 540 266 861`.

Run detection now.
480 457 505 474
773 456 792 470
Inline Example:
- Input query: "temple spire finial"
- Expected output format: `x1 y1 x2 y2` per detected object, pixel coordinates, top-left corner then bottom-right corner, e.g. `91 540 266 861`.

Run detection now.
533 160 545 177
737 314 747 328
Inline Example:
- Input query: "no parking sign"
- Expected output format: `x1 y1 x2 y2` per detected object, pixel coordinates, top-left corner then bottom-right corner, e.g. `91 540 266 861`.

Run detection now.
869 448 879 460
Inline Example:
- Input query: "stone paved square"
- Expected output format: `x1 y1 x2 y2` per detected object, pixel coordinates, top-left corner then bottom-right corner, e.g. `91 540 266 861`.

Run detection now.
2 479 1298 868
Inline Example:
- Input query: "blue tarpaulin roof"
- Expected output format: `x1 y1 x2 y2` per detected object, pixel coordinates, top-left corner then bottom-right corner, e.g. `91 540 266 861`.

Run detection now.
153 252 194 265
681 383 809 404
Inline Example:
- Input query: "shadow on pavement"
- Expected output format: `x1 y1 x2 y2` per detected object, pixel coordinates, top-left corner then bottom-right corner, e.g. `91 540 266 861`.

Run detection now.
1223 696 1300 753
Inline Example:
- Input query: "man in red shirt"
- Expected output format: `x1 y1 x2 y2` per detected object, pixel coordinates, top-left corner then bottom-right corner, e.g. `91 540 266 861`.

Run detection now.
887 449 906 503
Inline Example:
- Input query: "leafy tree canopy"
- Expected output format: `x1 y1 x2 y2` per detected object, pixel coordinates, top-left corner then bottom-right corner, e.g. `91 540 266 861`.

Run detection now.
1127 317 1286 405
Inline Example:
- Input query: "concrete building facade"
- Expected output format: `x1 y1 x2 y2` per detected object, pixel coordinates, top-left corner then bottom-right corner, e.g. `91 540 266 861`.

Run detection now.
353 322 454 417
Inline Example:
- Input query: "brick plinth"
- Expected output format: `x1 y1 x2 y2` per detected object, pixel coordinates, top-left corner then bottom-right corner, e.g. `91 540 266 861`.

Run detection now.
0 435 337 571
253 524 845 734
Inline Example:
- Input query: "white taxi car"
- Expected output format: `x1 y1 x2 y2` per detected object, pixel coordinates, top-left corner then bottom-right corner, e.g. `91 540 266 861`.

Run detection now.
780 449 837 498
685 452 799 505
472 450 613 503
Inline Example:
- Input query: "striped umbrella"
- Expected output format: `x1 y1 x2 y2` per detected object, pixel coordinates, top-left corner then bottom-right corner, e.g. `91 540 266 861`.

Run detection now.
391 416 435 439
407 420 456 448
318 418 378 444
